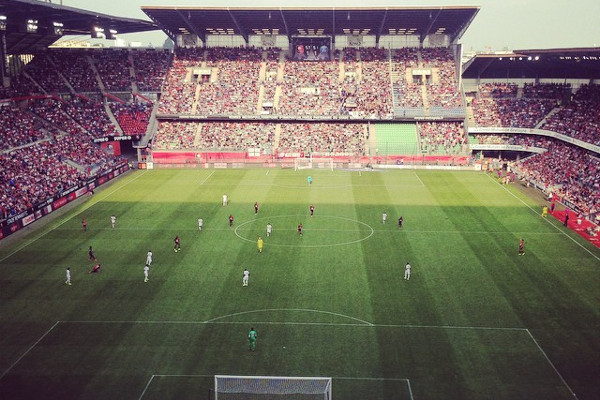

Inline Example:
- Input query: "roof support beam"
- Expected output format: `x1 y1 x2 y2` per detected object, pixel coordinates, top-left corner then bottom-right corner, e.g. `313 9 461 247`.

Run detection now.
477 58 495 79
6 34 29 54
279 8 291 43
227 8 248 44
147 15 176 42
420 8 442 43
451 8 479 44
175 10 205 44
376 8 388 46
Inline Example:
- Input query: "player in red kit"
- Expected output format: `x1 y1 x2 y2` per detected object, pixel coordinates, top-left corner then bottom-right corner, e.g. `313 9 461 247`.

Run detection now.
254 202 259 214
82 218 87 231
174 236 181 252
89 263 101 273
518 238 525 256
310 205 314 217
229 214 234 227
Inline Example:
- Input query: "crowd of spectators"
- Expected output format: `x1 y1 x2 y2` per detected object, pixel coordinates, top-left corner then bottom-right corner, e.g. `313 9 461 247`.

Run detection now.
523 82 570 99
0 74 41 99
153 121 199 149
541 84 600 146
472 97 556 128
0 134 124 219
278 60 341 116
63 97 119 138
418 122 467 155
109 102 151 135
277 123 366 155
27 98 86 137
478 83 518 98
23 54 70 94
195 122 275 151
91 50 134 92
516 141 600 215
0 103 50 150
421 48 462 108
132 49 172 92
392 48 423 108
49 50 99 92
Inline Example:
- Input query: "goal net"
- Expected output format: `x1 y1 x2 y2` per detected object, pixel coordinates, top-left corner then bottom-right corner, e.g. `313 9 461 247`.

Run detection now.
294 157 334 171
214 375 332 400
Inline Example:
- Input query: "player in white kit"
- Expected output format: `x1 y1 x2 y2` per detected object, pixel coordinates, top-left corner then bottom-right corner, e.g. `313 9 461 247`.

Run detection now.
242 268 250 286
266 222 272 237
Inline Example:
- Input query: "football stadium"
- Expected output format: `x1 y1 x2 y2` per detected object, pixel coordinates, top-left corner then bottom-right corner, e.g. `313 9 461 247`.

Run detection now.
0 1 599 399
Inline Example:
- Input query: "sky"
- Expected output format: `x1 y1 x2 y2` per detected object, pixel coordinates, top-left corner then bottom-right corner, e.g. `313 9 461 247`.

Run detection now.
59 0 600 51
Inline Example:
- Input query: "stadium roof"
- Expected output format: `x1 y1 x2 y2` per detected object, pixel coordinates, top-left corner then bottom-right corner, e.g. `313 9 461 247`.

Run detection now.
141 6 480 44
0 0 157 54
462 47 600 80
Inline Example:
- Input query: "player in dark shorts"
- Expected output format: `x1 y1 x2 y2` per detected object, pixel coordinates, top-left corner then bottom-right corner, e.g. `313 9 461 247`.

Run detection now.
398 216 403 229
298 223 303 236
82 219 87 231
88 246 96 261
310 205 314 217
229 214 234 227
254 202 259 214
174 235 181 252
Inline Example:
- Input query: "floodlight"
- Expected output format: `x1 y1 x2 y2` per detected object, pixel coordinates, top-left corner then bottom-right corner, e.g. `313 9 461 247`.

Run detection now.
91 26 105 38
0 15 6 31
107 29 117 40
26 19 38 33
53 21 64 35
534 56 539 60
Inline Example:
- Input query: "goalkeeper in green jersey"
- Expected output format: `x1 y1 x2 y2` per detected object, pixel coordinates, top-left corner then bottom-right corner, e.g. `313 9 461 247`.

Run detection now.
248 327 258 351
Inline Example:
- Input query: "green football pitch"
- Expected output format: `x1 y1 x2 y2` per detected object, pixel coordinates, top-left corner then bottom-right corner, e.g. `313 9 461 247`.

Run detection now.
0 169 598 400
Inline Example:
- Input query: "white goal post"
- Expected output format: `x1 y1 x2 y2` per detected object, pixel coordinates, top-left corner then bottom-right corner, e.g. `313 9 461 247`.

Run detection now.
294 157 334 171
214 375 332 399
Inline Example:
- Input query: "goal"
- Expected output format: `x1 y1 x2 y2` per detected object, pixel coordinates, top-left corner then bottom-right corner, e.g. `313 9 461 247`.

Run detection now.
214 375 332 399
294 157 334 171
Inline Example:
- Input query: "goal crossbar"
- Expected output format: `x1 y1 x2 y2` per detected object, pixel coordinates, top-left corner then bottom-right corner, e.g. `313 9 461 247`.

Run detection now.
294 157 334 171
214 375 332 399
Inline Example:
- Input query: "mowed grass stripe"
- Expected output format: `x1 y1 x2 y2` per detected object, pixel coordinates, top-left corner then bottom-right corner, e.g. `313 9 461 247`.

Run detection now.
0 169 598 400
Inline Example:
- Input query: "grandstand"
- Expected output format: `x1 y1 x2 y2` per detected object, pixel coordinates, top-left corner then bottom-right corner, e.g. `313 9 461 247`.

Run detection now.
0 1 599 399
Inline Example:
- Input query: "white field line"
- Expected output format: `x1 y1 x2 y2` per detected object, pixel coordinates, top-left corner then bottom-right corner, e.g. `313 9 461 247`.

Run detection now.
60 320 525 332
414 171 425 186
525 329 578 400
0 171 148 264
0 321 60 381
137 374 156 400
486 174 600 262
53 226 566 235
199 170 215 185
266 170 269 175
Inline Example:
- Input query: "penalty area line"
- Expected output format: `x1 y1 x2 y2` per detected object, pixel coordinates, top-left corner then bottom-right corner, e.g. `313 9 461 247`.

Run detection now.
199 170 215 185
138 375 156 400
0 321 60 381
525 329 578 400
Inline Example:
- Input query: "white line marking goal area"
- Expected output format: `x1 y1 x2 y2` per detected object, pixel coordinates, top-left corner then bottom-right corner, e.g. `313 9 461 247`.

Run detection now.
0 319 577 400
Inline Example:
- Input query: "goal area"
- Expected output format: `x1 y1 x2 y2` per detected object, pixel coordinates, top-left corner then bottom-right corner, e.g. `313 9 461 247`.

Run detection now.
294 157 334 171
214 375 332 400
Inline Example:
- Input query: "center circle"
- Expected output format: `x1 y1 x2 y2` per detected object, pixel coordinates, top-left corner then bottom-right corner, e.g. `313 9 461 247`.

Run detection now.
234 215 374 248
